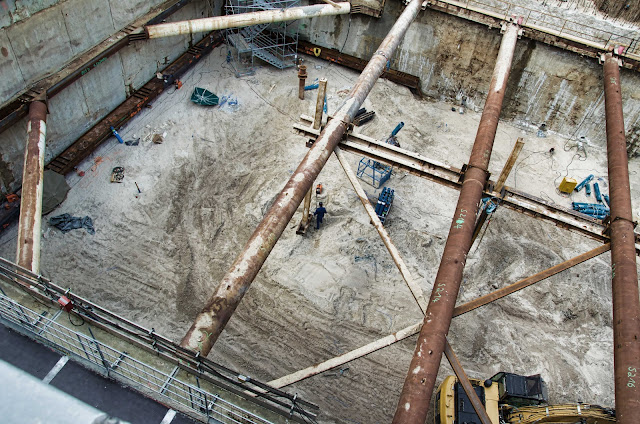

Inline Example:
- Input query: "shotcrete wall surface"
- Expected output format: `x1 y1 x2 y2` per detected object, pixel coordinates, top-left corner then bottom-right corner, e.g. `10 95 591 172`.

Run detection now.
301 1 640 149
0 0 215 193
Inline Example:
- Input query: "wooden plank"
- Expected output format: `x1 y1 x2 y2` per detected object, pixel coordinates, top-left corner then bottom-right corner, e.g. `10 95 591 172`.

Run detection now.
267 244 610 389
495 137 524 193
335 147 429 313
453 243 611 317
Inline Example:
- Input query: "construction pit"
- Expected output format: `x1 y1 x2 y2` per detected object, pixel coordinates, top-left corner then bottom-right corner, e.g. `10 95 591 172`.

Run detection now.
1 1 640 423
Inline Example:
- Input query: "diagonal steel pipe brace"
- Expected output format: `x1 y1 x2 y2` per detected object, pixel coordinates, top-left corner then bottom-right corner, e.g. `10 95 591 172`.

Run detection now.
602 52 640 423
181 0 426 356
393 20 521 423
265 242 608 393
16 101 47 274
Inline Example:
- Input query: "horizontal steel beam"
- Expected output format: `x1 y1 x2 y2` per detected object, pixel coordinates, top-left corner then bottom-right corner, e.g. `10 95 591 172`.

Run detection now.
294 119 640 254
297 40 421 93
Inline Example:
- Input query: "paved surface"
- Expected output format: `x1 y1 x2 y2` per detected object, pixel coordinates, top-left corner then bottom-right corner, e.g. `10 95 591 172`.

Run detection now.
0 323 201 424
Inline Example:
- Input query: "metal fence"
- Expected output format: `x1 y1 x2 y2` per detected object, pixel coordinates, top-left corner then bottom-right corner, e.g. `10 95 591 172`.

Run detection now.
0 292 276 424
431 0 640 57
0 256 319 424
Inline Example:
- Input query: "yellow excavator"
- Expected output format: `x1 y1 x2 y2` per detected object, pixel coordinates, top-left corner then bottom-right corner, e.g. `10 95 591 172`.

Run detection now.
435 372 616 424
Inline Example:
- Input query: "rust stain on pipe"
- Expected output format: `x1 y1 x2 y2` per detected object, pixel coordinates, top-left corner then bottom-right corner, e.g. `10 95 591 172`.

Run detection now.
392 21 520 423
298 65 307 100
16 101 47 274
603 52 640 423
181 0 425 356
146 3 351 38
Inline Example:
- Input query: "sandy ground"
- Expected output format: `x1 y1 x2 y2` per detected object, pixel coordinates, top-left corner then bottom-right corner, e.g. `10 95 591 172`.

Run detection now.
1 45 639 423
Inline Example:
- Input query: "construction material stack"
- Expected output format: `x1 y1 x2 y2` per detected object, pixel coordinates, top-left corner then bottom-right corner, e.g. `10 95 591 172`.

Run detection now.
572 202 610 219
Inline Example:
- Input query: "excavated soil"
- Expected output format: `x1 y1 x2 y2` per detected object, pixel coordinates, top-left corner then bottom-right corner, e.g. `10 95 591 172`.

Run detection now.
1 46 639 423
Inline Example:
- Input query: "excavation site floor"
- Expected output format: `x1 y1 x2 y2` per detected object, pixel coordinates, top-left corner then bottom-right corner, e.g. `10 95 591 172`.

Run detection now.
1 46 638 423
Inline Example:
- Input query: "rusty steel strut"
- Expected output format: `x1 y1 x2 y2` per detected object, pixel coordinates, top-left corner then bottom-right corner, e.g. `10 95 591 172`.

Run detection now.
392 21 520 423
603 52 640 423
16 101 48 274
181 0 425 356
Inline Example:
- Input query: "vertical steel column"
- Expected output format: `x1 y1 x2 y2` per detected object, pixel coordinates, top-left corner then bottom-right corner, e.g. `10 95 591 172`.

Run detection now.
16 101 47 274
602 52 640 422
181 0 425 356
314 79 328 130
298 65 307 100
392 21 520 423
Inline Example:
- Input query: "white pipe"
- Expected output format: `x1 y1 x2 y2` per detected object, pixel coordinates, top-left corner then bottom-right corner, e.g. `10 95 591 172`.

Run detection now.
145 3 351 39
268 322 423 388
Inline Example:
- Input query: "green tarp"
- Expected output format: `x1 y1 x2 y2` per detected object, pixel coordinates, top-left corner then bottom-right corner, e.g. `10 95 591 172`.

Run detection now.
191 87 219 106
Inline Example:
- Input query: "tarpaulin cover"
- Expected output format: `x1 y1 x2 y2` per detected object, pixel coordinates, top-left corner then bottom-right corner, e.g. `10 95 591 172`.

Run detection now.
49 214 95 234
191 87 219 106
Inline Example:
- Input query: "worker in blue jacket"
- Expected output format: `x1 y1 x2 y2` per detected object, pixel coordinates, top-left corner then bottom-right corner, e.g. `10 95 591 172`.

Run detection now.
314 202 327 230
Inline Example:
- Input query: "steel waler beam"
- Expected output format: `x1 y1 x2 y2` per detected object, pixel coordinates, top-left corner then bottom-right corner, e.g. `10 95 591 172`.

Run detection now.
16 101 47 274
392 20 521 423
181 0 425 356
145 3 351 38
602 52 640 422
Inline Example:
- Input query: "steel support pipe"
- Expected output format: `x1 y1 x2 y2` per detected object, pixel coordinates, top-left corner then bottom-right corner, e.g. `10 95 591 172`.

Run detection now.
298 65 307 100
16 101 47 274
392 21 520 423
145 3 350 38
602 52 640 422
181 0 425 356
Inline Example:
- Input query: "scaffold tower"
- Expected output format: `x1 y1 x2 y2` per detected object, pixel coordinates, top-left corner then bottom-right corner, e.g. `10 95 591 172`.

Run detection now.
225 0 301 76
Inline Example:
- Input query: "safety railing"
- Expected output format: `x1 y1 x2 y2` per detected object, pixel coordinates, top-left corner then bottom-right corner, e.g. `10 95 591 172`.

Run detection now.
429 0 640 58
0 292 277 424
0 257 319 424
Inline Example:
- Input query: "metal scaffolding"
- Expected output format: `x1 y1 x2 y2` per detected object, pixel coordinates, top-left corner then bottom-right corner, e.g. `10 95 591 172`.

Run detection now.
225 0 301 76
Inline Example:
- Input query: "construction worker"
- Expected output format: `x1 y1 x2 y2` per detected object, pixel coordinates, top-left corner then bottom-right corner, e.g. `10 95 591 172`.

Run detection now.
314 202 327 230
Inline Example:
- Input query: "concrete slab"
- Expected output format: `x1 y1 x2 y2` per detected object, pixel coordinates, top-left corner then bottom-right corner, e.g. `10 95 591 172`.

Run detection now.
119 3 206 92
0 115 27 193
0 322 62 379
4 4 73 84
45 79 91 162
0 27 25 104
108 0 164 32
50 360 170 424
61 0 116 57
0 0 62 30
79 50 127 122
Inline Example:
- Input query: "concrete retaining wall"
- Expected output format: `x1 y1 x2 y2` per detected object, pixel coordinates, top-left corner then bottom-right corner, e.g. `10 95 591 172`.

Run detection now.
301 1 640 150
0 0 216 193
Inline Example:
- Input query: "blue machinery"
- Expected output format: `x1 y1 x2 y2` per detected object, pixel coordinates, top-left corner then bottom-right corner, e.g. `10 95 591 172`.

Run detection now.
572 202 610 219
375 187 394 225
356 122 404 187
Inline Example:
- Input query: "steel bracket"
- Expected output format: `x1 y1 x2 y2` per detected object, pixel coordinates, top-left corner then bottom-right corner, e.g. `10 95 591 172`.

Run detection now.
602 215 638 237
459 163 491 189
